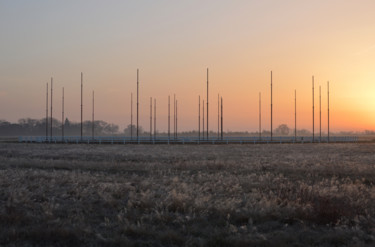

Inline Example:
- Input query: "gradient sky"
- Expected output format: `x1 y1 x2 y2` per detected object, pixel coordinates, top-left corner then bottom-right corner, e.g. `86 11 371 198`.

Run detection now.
1 0 374 132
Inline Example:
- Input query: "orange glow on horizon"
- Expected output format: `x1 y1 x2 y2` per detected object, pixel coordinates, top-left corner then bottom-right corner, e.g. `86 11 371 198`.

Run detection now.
0 1 374 133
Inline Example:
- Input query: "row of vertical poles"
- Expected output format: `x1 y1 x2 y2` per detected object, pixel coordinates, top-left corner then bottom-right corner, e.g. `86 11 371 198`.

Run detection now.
268 73 330 143
198 92 223 141
44 69 331 144
45 72 94 141
131 68 214 142
311 78 330 143
197 68 211 141
148 97 158 140
164 94 178 140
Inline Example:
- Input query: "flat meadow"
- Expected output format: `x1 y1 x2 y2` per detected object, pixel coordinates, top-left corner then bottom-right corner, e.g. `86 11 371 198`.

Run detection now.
1 142 375 246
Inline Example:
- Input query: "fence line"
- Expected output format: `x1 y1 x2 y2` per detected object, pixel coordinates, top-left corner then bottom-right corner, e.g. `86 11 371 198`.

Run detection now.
19 136 358 144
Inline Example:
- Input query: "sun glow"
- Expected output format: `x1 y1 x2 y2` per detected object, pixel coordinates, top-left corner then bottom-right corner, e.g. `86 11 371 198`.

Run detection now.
0 1 375 132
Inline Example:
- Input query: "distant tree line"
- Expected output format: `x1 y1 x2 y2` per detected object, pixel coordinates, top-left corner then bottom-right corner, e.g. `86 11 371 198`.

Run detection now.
0 118 119 136
0 118 370 137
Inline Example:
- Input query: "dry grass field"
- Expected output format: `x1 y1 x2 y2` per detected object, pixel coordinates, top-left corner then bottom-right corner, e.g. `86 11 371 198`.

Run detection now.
1 143 375 246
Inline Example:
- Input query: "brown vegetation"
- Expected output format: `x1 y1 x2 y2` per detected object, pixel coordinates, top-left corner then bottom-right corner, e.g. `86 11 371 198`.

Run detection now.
0 143 375 246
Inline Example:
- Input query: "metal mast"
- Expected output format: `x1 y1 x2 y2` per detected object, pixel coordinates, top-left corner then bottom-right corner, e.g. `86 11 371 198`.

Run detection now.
259 92 261 140
150 97 152 140
218 94 219 139
295 90 297 141
328 81 330 142
176 100 178 139
81 72 83 140
46 83 48 140
173 94 176 139
50 77 53 138
137 69 139 140
203 100 205 139
319 85 321 142
62 87 64 140
168 95 170 140
198 95 200 141
92 90 94 139
221 97 223 140
271 71 273 141
206 68 209 140
154 98 156 139
312 76 314 142
131 93 133 140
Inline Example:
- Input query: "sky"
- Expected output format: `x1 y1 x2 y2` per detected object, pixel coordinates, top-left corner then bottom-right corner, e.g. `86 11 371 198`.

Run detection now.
0 0 374 132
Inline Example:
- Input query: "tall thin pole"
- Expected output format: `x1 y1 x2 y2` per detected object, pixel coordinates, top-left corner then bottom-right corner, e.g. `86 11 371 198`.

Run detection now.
137 69 139 140
92 90 94 139
154 98 156 139
294 90 297 141
271 71 273 141
328 81 330 142
312 76 315 142
203 100 205 139
218 93 219 139
206 68 209 140
221 97 223 140
131 93 133 140
50 77 53 138
176 100 178 139
174 94 176 139
150 97 152 140
259 92 261 140
81 72 83 140
62 87 64 140
198 95 200 141
168 95 170 140
46 83 48 140
319 85 321 142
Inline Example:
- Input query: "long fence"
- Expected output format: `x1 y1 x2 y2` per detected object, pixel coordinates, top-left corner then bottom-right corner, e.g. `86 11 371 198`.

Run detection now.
18 136 358 144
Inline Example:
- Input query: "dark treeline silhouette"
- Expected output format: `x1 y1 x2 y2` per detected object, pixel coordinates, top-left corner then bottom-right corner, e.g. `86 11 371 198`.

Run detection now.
0 118 119 136
0 119 371 137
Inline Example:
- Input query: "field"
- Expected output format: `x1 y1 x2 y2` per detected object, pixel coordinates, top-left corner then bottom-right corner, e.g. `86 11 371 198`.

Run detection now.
1 143 375 246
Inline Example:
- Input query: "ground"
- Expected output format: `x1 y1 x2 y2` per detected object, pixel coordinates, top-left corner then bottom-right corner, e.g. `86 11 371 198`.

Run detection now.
0 143 375 246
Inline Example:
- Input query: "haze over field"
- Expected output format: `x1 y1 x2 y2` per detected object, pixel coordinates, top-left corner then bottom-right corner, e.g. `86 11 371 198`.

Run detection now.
1 1 374 132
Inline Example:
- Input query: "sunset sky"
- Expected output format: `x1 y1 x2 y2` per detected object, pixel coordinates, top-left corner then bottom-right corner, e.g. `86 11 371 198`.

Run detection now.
0 1 374 132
